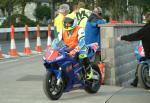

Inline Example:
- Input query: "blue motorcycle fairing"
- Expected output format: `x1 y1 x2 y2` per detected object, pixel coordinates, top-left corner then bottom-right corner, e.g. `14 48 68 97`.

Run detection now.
43 40 98 92
45 56 85 92
134 42 148 64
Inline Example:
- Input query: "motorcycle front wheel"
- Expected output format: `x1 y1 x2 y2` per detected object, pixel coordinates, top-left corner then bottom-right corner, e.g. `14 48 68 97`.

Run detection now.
138 63 150 89
43 71 64 100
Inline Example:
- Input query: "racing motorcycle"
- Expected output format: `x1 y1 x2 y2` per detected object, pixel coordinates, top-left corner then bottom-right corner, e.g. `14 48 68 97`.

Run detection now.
43 39 101 100
134 41 150 89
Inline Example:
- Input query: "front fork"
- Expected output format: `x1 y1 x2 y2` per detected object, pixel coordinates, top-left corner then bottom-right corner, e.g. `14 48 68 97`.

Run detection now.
52 67 62 85
57 67 62 85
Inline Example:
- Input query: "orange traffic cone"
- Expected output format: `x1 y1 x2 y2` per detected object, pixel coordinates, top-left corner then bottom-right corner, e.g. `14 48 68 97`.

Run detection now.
0 45 4 59
23 25 32 55
35 25 42 53
9 25 18 57
47 24 52 49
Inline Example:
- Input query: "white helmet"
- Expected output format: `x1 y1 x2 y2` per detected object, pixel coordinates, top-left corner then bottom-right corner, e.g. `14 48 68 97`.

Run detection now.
58 4 70 13
93 7 102 14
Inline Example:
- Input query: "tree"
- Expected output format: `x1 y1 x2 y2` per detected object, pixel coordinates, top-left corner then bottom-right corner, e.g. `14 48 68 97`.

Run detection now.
87 0 150 22
129 0 150 22
0 0 17 25
34 4 51 23
16 0 34 15
0 1 6 16
0 0 14 16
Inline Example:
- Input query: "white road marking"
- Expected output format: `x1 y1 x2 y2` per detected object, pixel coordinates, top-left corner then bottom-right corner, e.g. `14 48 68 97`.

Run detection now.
0 59 18 64
0 54 43 64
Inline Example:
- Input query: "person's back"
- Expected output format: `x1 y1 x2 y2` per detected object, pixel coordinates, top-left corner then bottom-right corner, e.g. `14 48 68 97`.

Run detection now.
140 22 150 58
76 2 92 28
54 4 70 38
54 13 64 36
85 7 106 47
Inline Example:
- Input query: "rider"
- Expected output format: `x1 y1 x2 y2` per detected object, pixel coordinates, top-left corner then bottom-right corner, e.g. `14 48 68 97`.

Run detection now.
118 12 150 87
58 14 98 79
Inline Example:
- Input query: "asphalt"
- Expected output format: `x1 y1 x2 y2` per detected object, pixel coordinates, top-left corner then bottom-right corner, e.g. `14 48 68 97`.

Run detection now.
0 54 150 103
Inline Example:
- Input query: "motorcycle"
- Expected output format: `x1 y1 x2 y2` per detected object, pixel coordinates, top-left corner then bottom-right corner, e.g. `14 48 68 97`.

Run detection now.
43 39 101 100
134 41 150 89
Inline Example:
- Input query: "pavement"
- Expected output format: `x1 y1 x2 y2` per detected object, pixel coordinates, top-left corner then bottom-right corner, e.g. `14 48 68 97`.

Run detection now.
0 54 150 103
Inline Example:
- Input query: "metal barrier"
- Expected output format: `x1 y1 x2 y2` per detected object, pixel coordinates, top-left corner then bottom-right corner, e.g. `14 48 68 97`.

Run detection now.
0 26 54 33
0 25 54 59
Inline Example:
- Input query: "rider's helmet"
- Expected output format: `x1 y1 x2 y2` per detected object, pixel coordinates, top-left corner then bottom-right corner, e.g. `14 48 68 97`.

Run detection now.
63 14 77 30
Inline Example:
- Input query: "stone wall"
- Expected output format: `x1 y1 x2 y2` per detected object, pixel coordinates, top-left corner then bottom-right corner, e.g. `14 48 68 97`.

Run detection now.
100 24 143 86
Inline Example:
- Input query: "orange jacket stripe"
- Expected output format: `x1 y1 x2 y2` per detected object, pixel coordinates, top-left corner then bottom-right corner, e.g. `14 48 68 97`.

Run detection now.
63 26 80 49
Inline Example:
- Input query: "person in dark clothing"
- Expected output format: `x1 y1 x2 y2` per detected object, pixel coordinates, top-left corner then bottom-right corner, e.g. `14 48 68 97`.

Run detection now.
119 12 150 87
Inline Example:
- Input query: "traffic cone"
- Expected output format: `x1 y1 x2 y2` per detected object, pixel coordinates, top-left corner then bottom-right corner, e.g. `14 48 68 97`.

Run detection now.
9 25 18 57
35 25 42 53
47 24 52 49
0 45 4 59
23 25 32 55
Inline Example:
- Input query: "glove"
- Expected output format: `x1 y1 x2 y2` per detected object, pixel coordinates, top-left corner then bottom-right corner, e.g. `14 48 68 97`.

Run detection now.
69 49 77 57
117 36 121 41
69 47 80 57
117 36 130 44
89 43 99 52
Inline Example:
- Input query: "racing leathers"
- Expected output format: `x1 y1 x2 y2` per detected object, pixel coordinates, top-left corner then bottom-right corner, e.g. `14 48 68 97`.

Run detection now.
58 26 93 79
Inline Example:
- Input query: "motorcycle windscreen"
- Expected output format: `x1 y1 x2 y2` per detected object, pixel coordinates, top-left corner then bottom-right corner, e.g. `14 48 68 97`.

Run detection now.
44 49 59 61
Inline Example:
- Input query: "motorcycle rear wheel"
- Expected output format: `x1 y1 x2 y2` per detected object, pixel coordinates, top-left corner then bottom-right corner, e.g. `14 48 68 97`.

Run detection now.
43 71 64 100
138 64 150 89
84 63 101 93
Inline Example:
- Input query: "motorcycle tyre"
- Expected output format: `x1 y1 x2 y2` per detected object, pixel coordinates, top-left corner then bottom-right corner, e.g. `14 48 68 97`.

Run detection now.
138 64 150 89
43 71 64 100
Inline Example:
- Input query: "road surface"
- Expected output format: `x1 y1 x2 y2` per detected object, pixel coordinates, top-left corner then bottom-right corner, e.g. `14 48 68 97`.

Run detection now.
0 54 150 103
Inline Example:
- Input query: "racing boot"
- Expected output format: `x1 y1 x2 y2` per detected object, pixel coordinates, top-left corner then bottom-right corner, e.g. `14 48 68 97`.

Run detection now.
130 77 138 87
86 65 94 80
82 57 93 80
